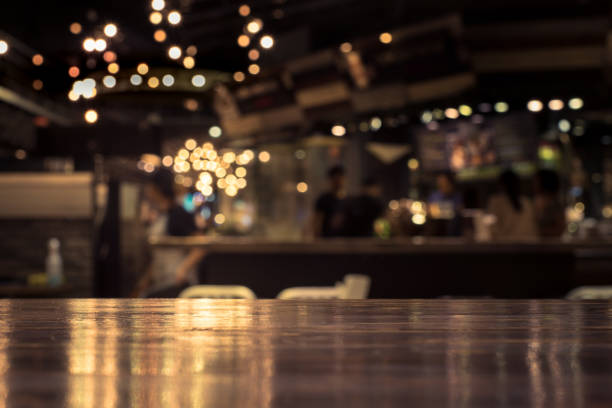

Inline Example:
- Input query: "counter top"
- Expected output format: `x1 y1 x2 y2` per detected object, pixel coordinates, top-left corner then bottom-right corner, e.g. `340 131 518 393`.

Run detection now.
1 299 611 407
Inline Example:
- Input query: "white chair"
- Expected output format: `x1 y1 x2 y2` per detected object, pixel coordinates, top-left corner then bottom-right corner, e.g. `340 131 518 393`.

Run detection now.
179 285 257 299
277 274 371 300
566 286 612 300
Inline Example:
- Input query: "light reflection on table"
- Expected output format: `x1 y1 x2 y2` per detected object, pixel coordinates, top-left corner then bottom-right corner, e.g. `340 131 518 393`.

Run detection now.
0 299 609 407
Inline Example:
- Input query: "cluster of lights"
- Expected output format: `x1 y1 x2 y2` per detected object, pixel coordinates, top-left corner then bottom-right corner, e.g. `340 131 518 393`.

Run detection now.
69 78 97 102
419 98 584 127
147 0 197 70
388 199 427 225
167 140 263 197
234 4 275 81
527 98 583 112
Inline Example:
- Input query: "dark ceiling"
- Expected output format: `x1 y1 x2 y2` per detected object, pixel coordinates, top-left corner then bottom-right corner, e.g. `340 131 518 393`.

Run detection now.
1 0 612 155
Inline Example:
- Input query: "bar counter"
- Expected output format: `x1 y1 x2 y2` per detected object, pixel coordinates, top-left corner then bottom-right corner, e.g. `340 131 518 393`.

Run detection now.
2 299 612 407
150 237 612 299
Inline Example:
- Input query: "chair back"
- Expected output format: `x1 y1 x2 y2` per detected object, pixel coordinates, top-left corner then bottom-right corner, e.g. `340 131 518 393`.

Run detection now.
566 286 612 300
277 274 371 300
179 285 257 299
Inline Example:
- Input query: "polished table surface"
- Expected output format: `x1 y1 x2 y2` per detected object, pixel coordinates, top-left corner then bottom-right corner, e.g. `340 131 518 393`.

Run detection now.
1 299 612 407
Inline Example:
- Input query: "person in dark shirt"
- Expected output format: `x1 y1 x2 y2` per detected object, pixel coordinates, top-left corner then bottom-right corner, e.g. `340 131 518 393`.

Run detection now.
313 165 346 238
133 168 204 296
341 178 384 237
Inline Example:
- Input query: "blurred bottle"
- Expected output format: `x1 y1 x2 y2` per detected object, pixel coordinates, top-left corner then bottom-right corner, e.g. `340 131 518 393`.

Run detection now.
46 238 64 287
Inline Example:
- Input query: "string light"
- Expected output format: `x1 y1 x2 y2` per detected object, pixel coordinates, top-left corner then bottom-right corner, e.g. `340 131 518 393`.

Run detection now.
248 64 260 75
494 102 509 113
445 108 459 119
186 45 198 56
238 4 251 16
162 74 175 87
137 63 149 75
103 51 117 62
331 125 346 137
191 74 206 87
154 29 167 42
379 32 392 44
297 182 308 193
527 99 543 112
130 74 143 86
246 19 262 34
237 35 250 48
84 109 98 124
94 39 107 52
108 63 119 74
147 76 160 88
258 151 270 162
183 56 195 69
32 54 43 66
248 49 260 60
32 80 43 91
234 71 245 82
68 66 80 78
340 42 352 53
168 46 182 60
151 0 165 11
103 75 116 88
168 11 182 25
83 38 96 52
149 11 163 25
569 98 583 110
260 35 274 49
209 126 222 138
548 99 564 111
69 22 82 35
104 23 118 38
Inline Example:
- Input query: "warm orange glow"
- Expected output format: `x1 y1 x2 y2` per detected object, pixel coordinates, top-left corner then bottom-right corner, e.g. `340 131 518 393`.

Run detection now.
339 42 352 53
248 49 260 60
154 29 167 42
84 109 98 124
258 151 270 162
233 71 245 82
238 4 251 16
548 99 564 111
248 64 260 75
68 66 80 78
149 11 163 25
183 56 195 69
107 63 119 74
296 182 308 193
186 45 198 56
147 76 160 88
246 19 262 34
69 22 82 35
103 51 117 63
379 32 392 44
237 35 250 48
32 79 43 91
137 63 149 75
32 54 43 66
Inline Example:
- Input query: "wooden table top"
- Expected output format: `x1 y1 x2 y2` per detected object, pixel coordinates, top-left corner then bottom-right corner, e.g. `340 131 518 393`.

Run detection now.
1 299 611 407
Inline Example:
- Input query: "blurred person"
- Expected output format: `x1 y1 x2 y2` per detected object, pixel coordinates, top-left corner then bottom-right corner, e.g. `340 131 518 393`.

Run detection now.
340 178 384 237
312 165 346 238
487 170 537 240
534 169 566 238
133 168 205 297
427 172 462 236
